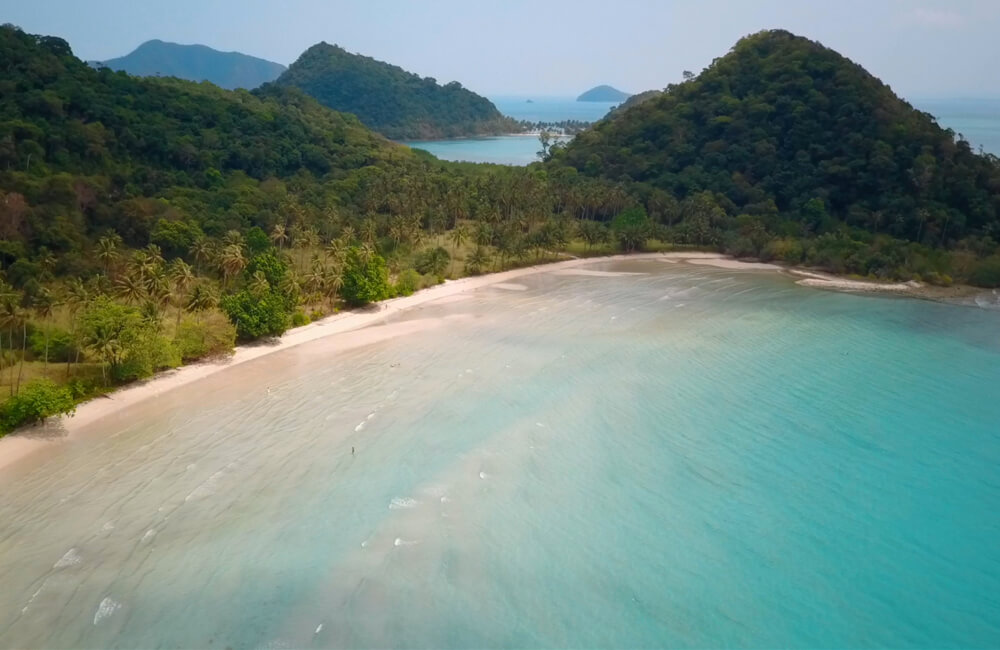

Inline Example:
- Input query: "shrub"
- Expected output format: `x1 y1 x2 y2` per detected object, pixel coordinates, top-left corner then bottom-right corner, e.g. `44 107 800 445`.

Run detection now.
173 312 237 362
394 269 422 296
291 310 310 327
414 246 450 276
29 324 77 363
114 330 180 382
341 247 391 306
0 379 76 435
969 256 1000 287
221 288 291 340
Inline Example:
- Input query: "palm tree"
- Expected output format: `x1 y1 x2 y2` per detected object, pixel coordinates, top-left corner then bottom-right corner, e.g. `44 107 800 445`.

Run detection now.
249 270 270 297
169 259 195 328
0 285 19 394
361 218 377 247
448 225 469 276
223 230 245 248
323 268 343 307
115 273 146 305
186 284 218 318
279 270 302 304
64 278 89 378
326 237 346 265
466 247 489 275
32 288 57 372
270 223 289 249
96 235 121 275
341 225 356 244
189 237 214 273
219 244 246 287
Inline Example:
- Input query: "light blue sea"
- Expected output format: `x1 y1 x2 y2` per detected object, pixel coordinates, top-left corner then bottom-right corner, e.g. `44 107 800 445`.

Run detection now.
1 260 999 648
402 96 1000 165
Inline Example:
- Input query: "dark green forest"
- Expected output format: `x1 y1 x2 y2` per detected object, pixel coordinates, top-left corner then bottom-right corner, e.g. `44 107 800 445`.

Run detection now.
0 24 999 432
555 30 1000 284
273 42 519 140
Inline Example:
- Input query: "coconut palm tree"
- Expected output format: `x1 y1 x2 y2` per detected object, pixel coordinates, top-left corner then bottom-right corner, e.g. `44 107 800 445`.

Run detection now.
186 284 218 319
0 285 20 394
219 244 246 288
189 237 214 273
64 278 89 378
32 288 57 372
115 273 146 305
169 259 195 328
270 223 289 249
448 225 469 275
249 270 270 297
223 230 245 248
96 234 121 275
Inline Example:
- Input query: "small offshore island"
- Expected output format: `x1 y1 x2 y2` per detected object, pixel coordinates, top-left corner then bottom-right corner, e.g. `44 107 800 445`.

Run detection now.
577 84 631 102
0 15 999 650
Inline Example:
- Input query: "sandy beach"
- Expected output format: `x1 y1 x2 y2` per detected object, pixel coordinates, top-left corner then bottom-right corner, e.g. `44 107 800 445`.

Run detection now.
0 251 985 472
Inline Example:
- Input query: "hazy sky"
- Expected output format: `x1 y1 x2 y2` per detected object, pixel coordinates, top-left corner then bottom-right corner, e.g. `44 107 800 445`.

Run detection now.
6 0 999 98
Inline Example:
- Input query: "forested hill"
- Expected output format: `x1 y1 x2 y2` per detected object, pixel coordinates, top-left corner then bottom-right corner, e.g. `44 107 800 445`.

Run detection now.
99 40 286 90
556 30 1000 252
273 42 519 140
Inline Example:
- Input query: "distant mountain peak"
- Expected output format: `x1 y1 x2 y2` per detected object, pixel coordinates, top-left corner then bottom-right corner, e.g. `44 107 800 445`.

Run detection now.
100 40 286 90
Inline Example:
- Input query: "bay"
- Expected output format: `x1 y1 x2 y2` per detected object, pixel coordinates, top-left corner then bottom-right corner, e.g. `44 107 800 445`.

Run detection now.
1 261 999 648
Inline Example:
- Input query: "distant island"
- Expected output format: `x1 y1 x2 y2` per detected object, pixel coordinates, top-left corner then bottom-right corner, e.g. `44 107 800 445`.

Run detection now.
272 42 518 140
98 39 286 90
577 85 631 102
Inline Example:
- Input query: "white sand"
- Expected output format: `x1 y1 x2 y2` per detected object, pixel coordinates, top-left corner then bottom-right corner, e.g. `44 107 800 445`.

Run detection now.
0 253 664 471
0 251 931 471
790 270 920 292
551 269 648 277
687 258 783 271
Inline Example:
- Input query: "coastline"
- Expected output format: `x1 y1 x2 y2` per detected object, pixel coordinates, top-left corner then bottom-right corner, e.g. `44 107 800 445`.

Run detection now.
0 251 990 473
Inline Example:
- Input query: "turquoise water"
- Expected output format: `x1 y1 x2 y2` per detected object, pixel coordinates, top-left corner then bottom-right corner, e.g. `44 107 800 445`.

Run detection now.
399 135 555 165
401 96 617 165
1 261 999 648
405 97 1000 165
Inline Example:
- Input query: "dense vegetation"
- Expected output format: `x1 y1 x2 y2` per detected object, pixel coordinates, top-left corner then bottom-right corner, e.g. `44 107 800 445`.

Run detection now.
577 85 631 102
2 24 999 435
273 42 519 140
555 30 1000 284
99 39 287 90
0 25 647 433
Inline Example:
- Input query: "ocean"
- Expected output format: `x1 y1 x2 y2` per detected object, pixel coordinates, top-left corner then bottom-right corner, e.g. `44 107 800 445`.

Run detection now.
1 260 999 648
402 96 1000 165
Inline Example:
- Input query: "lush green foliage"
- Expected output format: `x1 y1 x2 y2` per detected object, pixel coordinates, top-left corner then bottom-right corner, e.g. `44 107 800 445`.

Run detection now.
220 289 290 340
99 39 286 90
173 312 236 361
555 30 1000 283
0 378 75 434
273 42 519 139
341 246 390 306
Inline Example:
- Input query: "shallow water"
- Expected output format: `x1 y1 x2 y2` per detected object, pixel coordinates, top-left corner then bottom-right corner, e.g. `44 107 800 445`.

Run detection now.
400 96 617 165
1 261 999 648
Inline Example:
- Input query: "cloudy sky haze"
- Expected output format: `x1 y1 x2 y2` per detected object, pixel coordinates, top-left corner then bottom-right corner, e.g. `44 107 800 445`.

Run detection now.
5 0 999 99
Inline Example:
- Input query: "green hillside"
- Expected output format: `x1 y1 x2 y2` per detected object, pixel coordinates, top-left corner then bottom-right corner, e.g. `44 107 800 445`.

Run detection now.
273 42 518 139
99 40 286 90
555 30 1000 282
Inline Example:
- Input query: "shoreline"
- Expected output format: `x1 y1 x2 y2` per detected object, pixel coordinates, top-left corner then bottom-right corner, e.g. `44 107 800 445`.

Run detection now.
0 252 991 473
